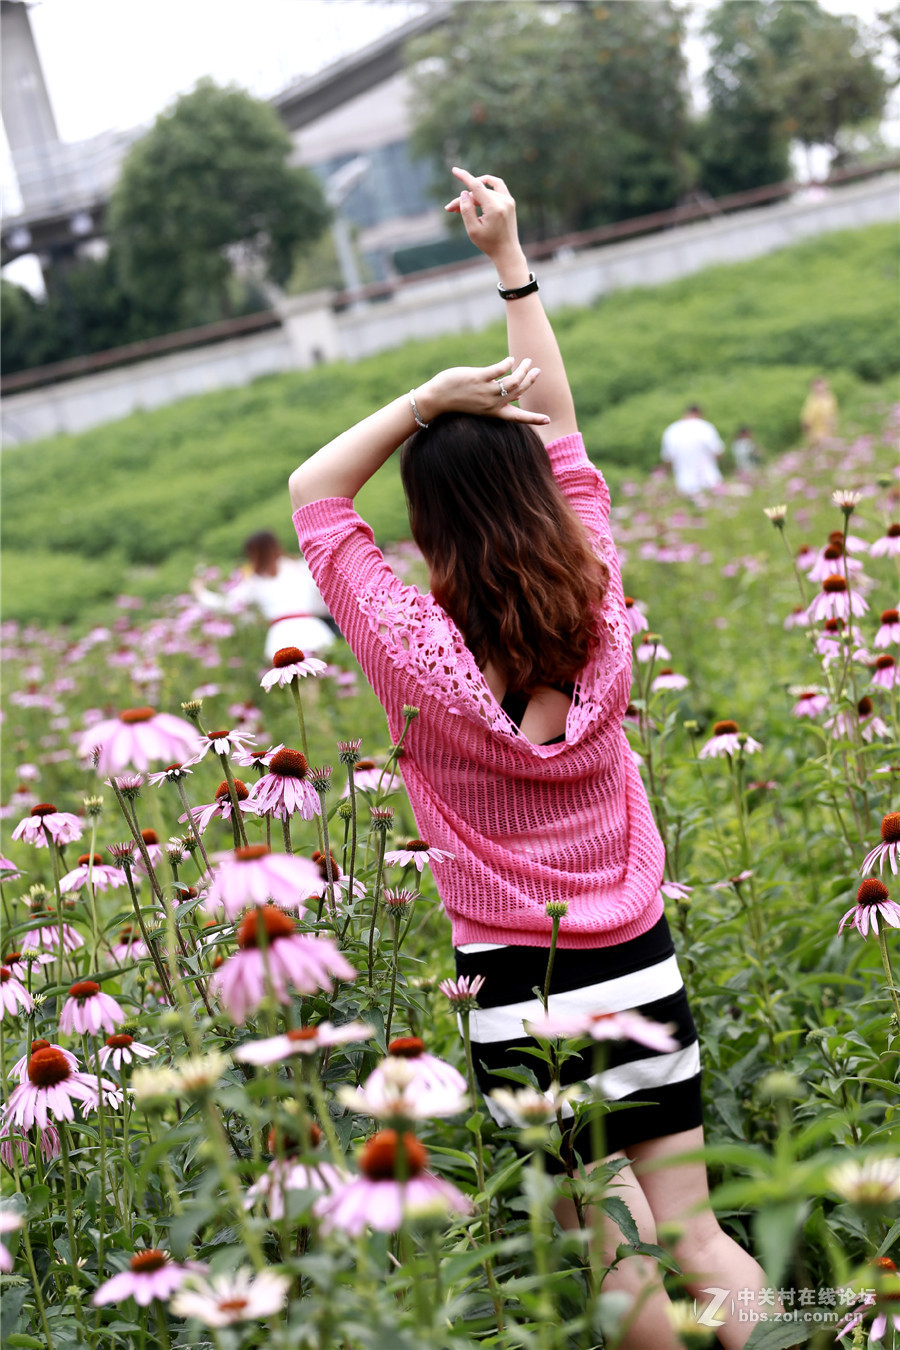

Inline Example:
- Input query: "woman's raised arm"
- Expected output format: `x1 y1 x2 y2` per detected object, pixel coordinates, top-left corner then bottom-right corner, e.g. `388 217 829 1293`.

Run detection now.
446 168 578 444
288 361 548 510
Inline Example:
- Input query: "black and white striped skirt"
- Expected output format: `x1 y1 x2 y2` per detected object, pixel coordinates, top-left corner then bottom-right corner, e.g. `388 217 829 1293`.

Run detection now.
455 914 702 1169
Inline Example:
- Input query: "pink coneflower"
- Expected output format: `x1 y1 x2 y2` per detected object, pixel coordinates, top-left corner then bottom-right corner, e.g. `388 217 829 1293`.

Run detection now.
4 1047 119 1129
875 608 900 648
0 1121 60 1169
698 720 762 759
180 779 257 835
0 968 33 1017
171 1269 290 1326
795 543 816 571
651 668 689 692
146 762 194 787
807 575 869 623
60 852 126 894
10 1040 78 1083
635 637 671 664
204 845 322 920
305 851 366 904
860 813 900 877
0 1210 22 1272
660 882 693 903
98 1034 157 1071
246 1128 346 1218
344 1038 468 1120
184 727 256 766
438 974 485 1011
24 909 83 953
2 949 54 982
0 855 22 880
60 981 126 1037
108 925 149 963
870 523 900 557
233 1020 374 1065
783 606 810 630
211 905 356 1022
839 878 900 938
623 597 648 637
260 646 328 690
383 839 456 872
233 742 283 770
76 707 198 775
339 758 395 797
314 1130 472 1235
526 1008 679 1051
808 542 864 584
871 654 898 689
245 748 320 821
790 688 829 718
92 1248 199 1307
11 803 83 848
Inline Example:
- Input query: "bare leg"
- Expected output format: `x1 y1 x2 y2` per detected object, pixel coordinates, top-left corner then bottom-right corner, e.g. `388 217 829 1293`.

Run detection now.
555 1153 684 1350
627 1126 778 1350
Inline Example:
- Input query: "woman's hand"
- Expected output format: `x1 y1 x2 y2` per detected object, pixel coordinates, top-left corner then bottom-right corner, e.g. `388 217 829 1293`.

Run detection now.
415 357 549 426
445 168 524 268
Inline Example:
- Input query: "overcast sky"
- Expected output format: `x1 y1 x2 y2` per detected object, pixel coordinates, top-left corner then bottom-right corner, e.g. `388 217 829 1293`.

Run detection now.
1 0 891 290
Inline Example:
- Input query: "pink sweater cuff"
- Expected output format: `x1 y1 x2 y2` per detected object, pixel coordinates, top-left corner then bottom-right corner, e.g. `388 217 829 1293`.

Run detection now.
293 496 359 552
546 432 591 473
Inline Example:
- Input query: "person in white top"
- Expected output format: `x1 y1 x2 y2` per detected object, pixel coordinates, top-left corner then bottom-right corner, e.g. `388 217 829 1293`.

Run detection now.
660 405 724 497
191 531 335 663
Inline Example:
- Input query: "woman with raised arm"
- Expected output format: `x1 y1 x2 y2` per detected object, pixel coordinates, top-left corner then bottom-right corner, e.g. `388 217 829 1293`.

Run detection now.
289 168 769 1349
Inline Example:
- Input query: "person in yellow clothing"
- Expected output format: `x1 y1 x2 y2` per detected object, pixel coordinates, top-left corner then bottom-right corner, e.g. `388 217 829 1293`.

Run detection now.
801 377 838 447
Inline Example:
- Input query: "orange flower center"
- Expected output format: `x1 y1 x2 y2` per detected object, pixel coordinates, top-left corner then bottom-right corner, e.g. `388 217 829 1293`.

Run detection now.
0 968 11 983
106 1034 134 1049
388 1036 425 1059
141 829 159 846
858 696 874 717
857 878 889 906
28 1047 72 1087
286 1027 318 1041
822 575 847 593
881 609 899 624
69 980 100 1000
30 803 57 817
356 759 377 771
887 524 900 538
215 779 248 802
77 853 104 866
312 850 340 879
881 813 900 845
269 748 309 778
234 844 269 862
119 708 156 724
218 1298 249 1314
237 905 296 949
359 1129 428 1181
207 730 230 741
129 1249 168 1272
404 839 430 851
713 721 738 736
875 655 896 670
273 647 304 667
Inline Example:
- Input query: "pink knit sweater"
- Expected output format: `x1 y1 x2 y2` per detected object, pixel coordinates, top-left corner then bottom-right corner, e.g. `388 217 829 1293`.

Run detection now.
293 432 665 949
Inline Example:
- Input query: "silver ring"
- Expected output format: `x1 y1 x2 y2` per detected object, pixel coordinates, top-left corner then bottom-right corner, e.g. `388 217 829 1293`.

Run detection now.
498 382 509 399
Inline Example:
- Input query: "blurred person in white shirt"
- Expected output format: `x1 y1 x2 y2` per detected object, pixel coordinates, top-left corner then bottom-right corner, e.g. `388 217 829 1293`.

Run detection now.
660 404 724 497
192 531 335 662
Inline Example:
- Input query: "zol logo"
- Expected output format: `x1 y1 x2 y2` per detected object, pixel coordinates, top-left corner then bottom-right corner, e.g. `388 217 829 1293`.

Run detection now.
694 1287 734 1327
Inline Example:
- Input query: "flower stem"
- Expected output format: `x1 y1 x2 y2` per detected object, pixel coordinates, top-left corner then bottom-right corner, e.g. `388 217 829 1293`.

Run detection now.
290 679 311 763
218 753 249 847
460 1008 504 1332
877 926 900 1028
542 913 561 1013
367 830 387 986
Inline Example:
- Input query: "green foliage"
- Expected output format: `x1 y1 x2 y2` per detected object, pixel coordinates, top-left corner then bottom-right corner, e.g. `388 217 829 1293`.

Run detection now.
699 0 887 196
109 79 330 324
2 223 897 627
406 1 690 240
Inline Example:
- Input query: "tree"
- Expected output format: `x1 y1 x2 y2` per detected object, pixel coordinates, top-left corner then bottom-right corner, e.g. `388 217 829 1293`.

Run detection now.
698 1 887 196
406 1 690 242
109 80 330 325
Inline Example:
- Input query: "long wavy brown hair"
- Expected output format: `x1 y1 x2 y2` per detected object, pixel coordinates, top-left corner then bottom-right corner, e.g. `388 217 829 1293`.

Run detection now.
400 414 608 693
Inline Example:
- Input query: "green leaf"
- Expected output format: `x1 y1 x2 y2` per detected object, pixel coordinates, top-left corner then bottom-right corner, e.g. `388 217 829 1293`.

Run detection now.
742 1318 812 1349
596 1195 640 1247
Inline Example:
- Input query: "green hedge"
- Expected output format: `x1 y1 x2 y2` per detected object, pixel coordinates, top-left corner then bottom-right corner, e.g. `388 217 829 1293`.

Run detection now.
3 223 897 627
